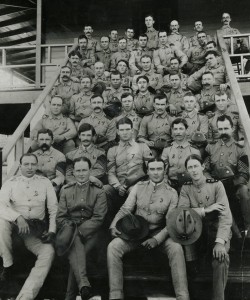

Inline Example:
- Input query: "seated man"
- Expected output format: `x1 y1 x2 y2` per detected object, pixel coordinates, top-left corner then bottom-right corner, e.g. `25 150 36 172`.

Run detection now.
133 75 155 116
33 129 66 194
105 117 152 222
205 41 224 65
132 55 163 92
31 96 77 154
78 94 116 151
125 27 139 52
208 92 244 142
168 20 189 54
103 71 125 103
116 60 132 87
108 157 189 300
68 51 94 81
179 154 232 300
204 115 250 239
0 153 58 300
110 38 130 71
109 30 119 53
129 34 152 75
66 123 107 183
189 20 213 47
95 36 112 71
153 30 187 75
69 75 93 127
115 93 142 139
138 93 171 157
92 61 111 87
56 157 107 300
161 118 201 192
77 34 95 69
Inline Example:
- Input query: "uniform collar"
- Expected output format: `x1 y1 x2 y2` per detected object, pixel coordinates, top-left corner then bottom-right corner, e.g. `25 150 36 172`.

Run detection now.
48 113 63 120
193 175 207 188
222 25 232 30
220 137 234 147
90 111 105 119
81 90 92 96
119 139 135 147
121 109 137 117
171 87 182 94
20 174 38 182
37 147 53 156
79 143 94 153
76 180 89 187
182 110 197 118
110 86 123 93
141 69 153 76
170 32 180 35
147 28 157 33
95 74 106 80
160 43 171 49
138 90 150 97
150 180 164 187
153 111 168 119
60 80 72 86
172 141 189 148
102 48 111 54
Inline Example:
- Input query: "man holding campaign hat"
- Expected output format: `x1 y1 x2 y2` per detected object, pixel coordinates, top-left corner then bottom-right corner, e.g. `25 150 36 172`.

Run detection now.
178 154 232 300
107 157 190 300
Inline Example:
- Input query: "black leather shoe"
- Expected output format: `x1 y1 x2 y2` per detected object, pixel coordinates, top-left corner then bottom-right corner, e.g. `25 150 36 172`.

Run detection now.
80 286 93 300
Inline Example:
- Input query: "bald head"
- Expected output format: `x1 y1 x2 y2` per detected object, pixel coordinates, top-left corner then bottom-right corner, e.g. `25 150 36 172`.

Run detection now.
170 20 179 33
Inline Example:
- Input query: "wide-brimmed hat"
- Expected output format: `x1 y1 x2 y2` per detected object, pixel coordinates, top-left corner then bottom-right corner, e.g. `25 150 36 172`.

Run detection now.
103 99 122 118
55 222 77 256
92 82 107 95
116 214 149 241
167 207 202 245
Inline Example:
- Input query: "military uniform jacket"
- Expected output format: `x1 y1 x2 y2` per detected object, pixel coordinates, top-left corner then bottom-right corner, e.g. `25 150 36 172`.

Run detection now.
92 74 111 88
145 28 159 50
107 139 152 188
79 48 95 67
110 50 131 71
138 111 171 143
132 70 163 91
129 47 153 73
195 87 216 110
103 86 124 103
31 113 77 141
110 180 178 244
56 181 107 239
166 87 186 113
163 72 188 92
134 91 154 113
167 32 190 54
69 91 93 121
204 138 249 185
67 62 94 80
109 40 118 53
219 25 241 52
189 33 213 48
161 141 201 180
95 49 112 71
179 176 232 243
33 147 66 186
66 144 107 183
126 38 139 52
187 44 207 66
0 175 58 232
115 110 141 138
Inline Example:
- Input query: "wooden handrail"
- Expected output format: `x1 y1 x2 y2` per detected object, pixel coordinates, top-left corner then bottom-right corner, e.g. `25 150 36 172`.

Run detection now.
2 42 78 163
216 30 250 149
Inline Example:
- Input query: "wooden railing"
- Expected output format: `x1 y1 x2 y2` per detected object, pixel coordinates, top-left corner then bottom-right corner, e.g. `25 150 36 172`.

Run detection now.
217 30 250 152
1 43 77 181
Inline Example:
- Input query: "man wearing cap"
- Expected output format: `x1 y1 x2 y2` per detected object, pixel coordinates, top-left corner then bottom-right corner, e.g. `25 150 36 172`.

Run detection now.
69 76 93 127
0 153 58 299
68 51 94 82
65 123 107 184
132 55 163 92
103 71 125 103
92 61 111 87
125 28 139 52
138 94 172 157
33 129 66 194
204 115 250 239
161 118 201 192
189 21 213 48
110 38 130 72
56 157 107 300
168 20 189 54
105 117 152 222
95 36 112 71
144 14 159 50
108 157 190 300
178 154 232 300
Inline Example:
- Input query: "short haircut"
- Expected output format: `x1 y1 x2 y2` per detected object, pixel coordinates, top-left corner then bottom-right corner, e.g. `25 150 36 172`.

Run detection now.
215 91 228 98
50 95 63 104
37 129 53 140
121 92 134 101
158 30 167 36
183 91 195 99
81 75 93 84
205 50 219 58
202 71 214 78
171 118 188 129
116 59 129 68
118 37 127 42
90 94 104 102
216 114 233 128
169 73 181 79
101 35 110 42
78 123 96 136
68 50 82 59
20 153 38 164
61 65 72 73
197 31 207 37
126 27 134 32
154 93 167 103
145 14 155 20
111 70 122 79
138 33 148 40
73 157 92 169
170 57 180 63
136 75 149 84
147 157 166 170
206 41 217 48
78 34 88 42
185 154 203 169
116 117 133 129
140 54 152 62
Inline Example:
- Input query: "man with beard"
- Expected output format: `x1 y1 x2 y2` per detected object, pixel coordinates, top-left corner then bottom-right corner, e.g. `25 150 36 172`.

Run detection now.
168 20 189 54
103 71 124 103
204 115 250 240
95 36 112 71
125 28 139 52
83 25 98 51
144 14 159 50
92 61 111 87
77 34 95 69
51 66 80 116
138 94 171 157
78 94 116 151
132 55 163 92
153 30 187 75
129 34 152 75
109 30 119 53
31 96 77 155
33 129 66 194
189 21 213 47
69 76 93 127
66 123 107 184
68 51 94 82
116 60 132 87
110 38 130 71
161 118 200 192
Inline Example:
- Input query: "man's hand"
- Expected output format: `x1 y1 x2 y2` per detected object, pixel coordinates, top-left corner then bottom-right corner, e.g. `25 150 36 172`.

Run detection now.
16 216 30 235
111 227 121 238
213 243 228 263
53 135 65 143
118 185 127 196
220 84 228 93
205 203 225 214
41 232 56 244
141 238 158 250
145 140 155 147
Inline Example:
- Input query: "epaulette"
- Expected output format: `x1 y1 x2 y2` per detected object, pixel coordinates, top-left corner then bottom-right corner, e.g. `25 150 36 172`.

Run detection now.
235 141 244 148
183 181 193 185
89 181 102 189
63 182 77 189
137 180 149 185
206 178 218 183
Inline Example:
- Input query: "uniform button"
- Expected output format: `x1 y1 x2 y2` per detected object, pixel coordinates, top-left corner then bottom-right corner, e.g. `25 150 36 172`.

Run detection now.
81 218 84 220
29 208 31 211
81 209 84 211
28 199 31 202
81 199 84 201
220 153 224 156
150 201 153 204
152 190 156 193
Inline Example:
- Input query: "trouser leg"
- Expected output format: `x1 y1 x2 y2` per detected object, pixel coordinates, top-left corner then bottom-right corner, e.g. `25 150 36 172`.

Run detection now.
160 238 190 300
65 267 78 300
236 185 250 232
16 235 55 300
0 219 14 268
107 237 138 300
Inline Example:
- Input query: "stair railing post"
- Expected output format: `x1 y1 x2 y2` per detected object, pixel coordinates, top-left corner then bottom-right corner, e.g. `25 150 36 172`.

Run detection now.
35 0 42 88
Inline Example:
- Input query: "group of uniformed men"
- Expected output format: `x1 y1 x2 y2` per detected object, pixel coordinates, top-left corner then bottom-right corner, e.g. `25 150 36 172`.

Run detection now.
0 11 249 300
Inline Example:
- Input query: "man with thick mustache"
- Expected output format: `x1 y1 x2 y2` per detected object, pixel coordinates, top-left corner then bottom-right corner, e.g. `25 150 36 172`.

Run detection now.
204 115 250 240
33 129 66 194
